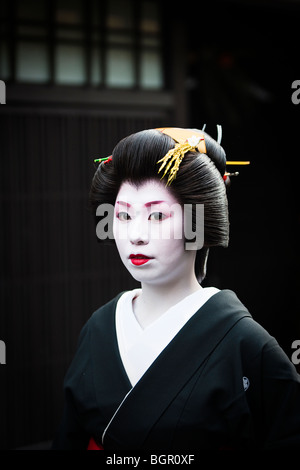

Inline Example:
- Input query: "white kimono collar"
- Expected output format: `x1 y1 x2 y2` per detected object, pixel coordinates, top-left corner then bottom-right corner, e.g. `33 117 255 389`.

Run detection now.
115 287 219 387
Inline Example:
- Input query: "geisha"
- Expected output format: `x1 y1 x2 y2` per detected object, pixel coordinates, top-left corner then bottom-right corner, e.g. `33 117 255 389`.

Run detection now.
52 127 300 450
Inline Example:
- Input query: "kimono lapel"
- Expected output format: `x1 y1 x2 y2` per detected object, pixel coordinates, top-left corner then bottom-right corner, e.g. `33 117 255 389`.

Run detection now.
102 289 252 449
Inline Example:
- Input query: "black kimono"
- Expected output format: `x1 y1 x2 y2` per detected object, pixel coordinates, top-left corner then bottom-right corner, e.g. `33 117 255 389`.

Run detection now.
52 289 300 450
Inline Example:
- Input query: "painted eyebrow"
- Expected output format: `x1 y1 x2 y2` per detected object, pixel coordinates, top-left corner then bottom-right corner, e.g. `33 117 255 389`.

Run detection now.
116 201 131 208
116 200 166 208
145 200 166 207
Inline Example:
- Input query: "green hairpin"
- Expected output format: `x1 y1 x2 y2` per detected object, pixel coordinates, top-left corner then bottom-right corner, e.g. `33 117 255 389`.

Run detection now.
94 156 112 164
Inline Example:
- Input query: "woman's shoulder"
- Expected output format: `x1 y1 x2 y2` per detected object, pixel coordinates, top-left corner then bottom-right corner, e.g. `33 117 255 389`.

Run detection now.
63 292 126 384
204 289 278 355
72 292 125 350
87 291 127 326
88 288 141 326
215 289 272 341
215 290 298 375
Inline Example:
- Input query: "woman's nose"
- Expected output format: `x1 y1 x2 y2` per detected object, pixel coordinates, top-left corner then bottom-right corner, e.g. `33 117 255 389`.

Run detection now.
129 218 149 245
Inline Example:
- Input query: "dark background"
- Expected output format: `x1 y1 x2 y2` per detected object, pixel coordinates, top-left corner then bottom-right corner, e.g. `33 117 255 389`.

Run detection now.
0 0 299 449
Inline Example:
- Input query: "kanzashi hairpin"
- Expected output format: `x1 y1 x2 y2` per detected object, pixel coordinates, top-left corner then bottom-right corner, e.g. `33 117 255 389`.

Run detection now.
157 127 250 185
223 162 250 181
223 172 239 181
94 156 112 164
156 128 206 186
226 161 250 165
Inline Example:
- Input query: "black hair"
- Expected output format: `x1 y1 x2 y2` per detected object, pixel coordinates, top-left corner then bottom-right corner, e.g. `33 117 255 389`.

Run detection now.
89 128 229 282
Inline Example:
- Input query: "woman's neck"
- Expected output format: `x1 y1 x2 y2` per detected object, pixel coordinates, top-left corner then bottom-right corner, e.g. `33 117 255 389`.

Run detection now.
132 274 202 329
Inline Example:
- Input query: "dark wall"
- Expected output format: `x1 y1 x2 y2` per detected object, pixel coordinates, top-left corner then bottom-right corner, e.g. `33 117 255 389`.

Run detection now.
186 1 300 356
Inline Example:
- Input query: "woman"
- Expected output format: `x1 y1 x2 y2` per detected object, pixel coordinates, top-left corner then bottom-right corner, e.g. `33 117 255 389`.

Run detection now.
52 127 300 450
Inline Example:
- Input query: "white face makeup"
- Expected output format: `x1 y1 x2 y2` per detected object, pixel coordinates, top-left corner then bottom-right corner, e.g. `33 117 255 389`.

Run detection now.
113 179 196 286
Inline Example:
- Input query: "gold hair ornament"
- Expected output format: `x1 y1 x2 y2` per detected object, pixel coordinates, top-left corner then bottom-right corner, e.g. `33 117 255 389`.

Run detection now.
156 128 206 186
157 126 250 185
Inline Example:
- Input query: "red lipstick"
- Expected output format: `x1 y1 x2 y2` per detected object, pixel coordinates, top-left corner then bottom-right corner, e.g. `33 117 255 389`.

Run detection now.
129 254 152 266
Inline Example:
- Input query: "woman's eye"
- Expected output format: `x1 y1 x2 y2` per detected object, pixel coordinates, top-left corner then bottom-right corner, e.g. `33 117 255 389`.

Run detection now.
149 212 167 221
117 212 131 221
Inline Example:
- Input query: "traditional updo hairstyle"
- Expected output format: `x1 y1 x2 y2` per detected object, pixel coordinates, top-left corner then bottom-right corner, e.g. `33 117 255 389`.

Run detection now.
89 128 229 282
